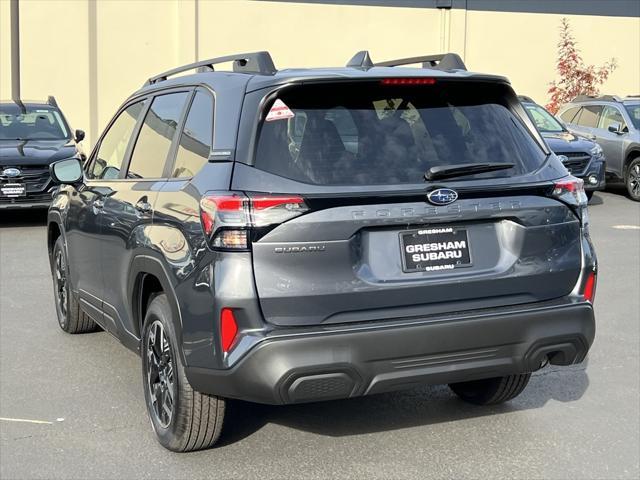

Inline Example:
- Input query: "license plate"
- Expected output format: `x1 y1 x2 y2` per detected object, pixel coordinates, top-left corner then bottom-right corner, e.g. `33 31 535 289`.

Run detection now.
400 227 472 272
1 183 26 198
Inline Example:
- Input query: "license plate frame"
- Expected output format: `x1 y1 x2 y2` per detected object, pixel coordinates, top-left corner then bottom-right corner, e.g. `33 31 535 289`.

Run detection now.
399 227 472 273
0 183 26 198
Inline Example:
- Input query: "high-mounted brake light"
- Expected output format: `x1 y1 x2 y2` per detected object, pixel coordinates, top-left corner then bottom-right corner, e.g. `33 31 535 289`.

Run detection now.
380 78 436 85
200 193 308 249
220 308 238 353
582 271 597 303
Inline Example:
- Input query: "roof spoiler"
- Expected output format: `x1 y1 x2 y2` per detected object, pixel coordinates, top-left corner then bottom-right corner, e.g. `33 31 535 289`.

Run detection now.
346 51 467 71
144 51 277 86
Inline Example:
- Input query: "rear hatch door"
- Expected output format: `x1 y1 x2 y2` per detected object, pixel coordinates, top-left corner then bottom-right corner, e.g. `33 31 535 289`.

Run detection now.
234 79 581 326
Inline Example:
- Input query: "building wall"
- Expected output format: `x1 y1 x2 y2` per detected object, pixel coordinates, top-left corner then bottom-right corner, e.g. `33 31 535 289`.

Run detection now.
1 0 638 148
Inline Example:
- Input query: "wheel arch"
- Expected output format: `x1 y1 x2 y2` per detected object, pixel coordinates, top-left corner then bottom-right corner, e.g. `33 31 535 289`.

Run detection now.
625 148 640 172
129 255 184 358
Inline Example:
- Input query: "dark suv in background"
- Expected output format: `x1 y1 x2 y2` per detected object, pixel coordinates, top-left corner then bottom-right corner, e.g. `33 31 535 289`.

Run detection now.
558 95 640 201
519 96 605 200
47 51 597 452
0 97 85 209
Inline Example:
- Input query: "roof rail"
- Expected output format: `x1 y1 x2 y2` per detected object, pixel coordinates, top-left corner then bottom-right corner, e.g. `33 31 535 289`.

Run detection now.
573 94 623 103
144 51 277 86
376 53 466 71
47 95 58 107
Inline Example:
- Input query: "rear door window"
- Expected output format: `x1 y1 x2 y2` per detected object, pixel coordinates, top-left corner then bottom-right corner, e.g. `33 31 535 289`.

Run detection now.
127 92 189 179
559 106 580 124
89 101 146 180
574 105 603 128
171 89 214 178
254 82 546 186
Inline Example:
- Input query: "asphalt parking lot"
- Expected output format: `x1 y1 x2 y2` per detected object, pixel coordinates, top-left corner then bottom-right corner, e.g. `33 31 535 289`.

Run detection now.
0 190 639 480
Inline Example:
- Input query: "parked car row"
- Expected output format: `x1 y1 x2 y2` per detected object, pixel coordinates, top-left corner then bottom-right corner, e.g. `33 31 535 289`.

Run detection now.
519 96 606 200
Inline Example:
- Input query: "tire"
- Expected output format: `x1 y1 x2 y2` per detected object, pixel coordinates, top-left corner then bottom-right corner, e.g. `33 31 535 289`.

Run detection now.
448 373 531 405
586 190 594 201
141 294 226 452
625 157 640 201
51 236 98 334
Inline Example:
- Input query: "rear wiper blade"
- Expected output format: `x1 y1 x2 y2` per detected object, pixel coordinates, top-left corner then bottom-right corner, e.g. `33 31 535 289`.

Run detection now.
425 162 515 181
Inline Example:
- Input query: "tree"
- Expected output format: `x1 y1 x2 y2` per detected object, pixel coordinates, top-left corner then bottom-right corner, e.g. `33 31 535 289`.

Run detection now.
546 18 617 114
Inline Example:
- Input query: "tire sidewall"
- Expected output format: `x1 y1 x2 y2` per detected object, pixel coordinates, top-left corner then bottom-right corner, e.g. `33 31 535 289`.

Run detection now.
626 158 640 201
51 237 71 330
141 294 187 451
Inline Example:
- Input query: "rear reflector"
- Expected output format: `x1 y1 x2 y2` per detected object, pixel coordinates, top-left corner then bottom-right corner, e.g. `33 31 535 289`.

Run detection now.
380 77 436 85
220 308 238 353
582 271 597 303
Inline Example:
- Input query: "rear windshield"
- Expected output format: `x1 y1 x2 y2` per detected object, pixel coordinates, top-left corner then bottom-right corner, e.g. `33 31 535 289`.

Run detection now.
254 81 546 186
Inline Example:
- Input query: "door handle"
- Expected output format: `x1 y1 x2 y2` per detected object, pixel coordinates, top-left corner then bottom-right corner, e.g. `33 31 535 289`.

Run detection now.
135 200 153 214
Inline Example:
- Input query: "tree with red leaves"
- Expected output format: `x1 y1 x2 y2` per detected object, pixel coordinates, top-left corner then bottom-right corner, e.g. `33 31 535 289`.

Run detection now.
546 18 617 114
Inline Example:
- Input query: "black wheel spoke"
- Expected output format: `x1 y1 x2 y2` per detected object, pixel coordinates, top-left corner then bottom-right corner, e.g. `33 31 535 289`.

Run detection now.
145 320 175 428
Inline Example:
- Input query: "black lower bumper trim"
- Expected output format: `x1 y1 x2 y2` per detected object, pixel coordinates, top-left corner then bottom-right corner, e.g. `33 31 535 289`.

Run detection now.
185 302 595 404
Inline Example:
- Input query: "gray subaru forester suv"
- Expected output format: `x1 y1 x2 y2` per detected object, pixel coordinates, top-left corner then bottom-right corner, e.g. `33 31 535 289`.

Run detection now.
558 95 640 201
47 51 597 451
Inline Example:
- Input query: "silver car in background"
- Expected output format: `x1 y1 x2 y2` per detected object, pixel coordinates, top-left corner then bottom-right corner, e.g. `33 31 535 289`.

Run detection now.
558 95 640 201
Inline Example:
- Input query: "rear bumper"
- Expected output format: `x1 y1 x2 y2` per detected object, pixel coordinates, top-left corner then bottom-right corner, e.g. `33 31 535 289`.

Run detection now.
185 301 595 404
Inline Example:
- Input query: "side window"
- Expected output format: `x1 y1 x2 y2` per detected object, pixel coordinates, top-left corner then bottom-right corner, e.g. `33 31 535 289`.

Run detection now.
171 90 213 178
127 92 189 179
89 101 145 179
559 106 580 123
575 105 603 128
599 106 626 131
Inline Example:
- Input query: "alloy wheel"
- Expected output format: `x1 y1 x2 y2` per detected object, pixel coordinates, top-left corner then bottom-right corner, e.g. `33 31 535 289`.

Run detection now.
146 320 175 428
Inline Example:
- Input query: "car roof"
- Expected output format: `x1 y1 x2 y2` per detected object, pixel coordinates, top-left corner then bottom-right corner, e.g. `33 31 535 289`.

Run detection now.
566 95 640 106
0 100 56 108
131 51 510 99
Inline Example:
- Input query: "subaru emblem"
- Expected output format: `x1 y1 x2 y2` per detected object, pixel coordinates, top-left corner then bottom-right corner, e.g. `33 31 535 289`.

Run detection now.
427 188 458 206
2 167 21 178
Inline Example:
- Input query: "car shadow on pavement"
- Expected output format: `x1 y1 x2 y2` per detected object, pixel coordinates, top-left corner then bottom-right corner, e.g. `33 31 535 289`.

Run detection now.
218 366 589 446
0 209 48 227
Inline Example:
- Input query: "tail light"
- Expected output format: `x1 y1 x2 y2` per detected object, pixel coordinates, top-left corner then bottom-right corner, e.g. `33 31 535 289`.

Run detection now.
551 177 589 226
552 177 588 206
220 308 238 353
200 192 308 249
582 271 597 303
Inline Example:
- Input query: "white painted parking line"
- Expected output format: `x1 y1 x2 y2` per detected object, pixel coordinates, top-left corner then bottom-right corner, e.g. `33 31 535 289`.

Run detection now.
0 417 53 425
612 225 640 230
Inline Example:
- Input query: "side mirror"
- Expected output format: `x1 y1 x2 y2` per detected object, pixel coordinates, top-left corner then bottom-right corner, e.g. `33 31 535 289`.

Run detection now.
607 122 623 134
50 158 83 185
75 129 86 142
